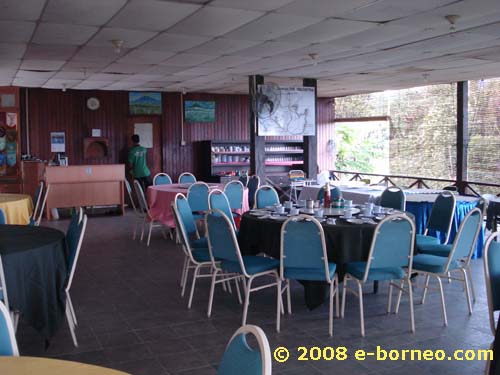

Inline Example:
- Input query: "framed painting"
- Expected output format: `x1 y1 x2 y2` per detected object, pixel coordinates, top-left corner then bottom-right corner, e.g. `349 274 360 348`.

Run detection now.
129 92 162 115
184 100 215 123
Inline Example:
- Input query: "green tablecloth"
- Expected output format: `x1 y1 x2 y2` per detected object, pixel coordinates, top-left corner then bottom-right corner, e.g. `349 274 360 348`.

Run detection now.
0 225 67 339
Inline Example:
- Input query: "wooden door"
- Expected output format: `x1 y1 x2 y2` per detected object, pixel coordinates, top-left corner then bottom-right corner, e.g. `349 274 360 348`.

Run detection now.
127 116 162 178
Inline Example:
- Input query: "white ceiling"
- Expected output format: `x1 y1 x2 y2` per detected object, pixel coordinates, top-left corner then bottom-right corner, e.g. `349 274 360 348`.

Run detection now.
1 0 500 96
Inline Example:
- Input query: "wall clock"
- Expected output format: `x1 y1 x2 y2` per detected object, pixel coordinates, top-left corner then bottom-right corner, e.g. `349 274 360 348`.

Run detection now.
86 97 100 110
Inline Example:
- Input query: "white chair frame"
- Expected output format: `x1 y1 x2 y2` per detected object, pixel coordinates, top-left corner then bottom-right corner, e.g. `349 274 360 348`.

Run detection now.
342 214 416 337
35 184 50 226
30 180 44 224
208 189 237 230
125 179 142 240
0 301 19 356
223 180 245 212
178 172 196 183
254 185 280 209
483 231 500 336
153 172 172 185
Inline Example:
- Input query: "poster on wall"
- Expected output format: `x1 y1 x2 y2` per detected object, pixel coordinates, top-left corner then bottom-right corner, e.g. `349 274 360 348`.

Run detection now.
50 132 66 152
184 101 215 122
256 85 316 136
6 112 17 128
129 92 162 115
134 123 153 148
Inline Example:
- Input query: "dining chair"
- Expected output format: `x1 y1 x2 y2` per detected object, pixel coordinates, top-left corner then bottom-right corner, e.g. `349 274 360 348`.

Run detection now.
33 184 50 226
218 325 272 375
153 172 172 185
484 231 500 336
172 194 214 308
410 208 482 326
255 185 279 209
342 214 416 337
65 214 88 347
124 179 142 239
205 209 280 326
187 182 210 220
380 186 406 211
247 176 260 209
279 215 339 336
0 301 19 356
224 180 244 215
29 180 44 225
178 172 197 184
209 189 237 230
133 180 171 246
0 208 6 225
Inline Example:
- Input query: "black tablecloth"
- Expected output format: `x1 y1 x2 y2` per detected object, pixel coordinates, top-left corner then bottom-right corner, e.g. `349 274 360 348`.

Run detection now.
490 319 500 374
238 214 376 309
487 200 500 231
0 225 67 339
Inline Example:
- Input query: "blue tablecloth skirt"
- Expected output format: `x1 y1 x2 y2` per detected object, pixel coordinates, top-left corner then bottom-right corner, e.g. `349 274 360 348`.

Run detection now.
406 201 485 258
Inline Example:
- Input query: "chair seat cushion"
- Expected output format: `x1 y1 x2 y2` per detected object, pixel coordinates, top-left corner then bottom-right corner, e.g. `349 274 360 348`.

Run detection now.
191 249 211 263
222 256 279 275
417 243 452 257
413 254 456 274
284 263 336 281
345 261 405 281
416 234 441 247
190 237 208 249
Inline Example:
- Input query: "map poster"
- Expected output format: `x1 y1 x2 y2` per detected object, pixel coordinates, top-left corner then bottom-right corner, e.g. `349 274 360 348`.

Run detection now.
257 85 316 136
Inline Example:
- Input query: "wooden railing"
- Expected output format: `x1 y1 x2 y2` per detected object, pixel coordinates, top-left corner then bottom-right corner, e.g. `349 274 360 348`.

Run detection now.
330 170 500 197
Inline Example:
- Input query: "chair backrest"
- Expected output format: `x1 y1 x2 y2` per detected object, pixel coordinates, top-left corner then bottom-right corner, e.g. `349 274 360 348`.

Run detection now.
31 180 44 221
172 196 201 261
206 209 247 275
380 186 406 211
208 189 236 229
66 207 83 251
0 255 10 311
187 182 210 212
124 179 137 212
255 185 279 209
0 301 18 356
174 193 199 238
247 176 260 208
426 191 456 243
446 208 482 268
35 184 50 226
66 215 87 292
280 215 332 282
133 180 148 214
153 173 172 185
483 232 500 336
218 325 271 375
0 208 6 225
317 186 342 202
224 180 244 211
178 172 196 184
363 214 415 283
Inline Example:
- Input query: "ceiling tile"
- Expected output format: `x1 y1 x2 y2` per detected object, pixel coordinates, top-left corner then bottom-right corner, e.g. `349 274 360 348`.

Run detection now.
161 53 216 67
88 28 158 48
0 21 36 43
12 78 47 86
42 0 127 26
118 49 175 64
16 70 55 79
141 33 210 52
105 81 139 90
0 43 27 59
73 80 116 90
186 38 261 56
103 63 154 74
24 44 77 60
168 6 263 37
235 41 308 57
224 13 323 41
145 64 188 74
0 0 45 21
72 46 127 62
87 72 132 81
20 59 66 70
126 74 166 82
210 0 295 11
199 55 260 68
276 0 379 18
51 71 89 79
32 23 99 45
43 78 82 89
0 59 21 69
173 66 225 76
108 0 201 31
62 60 110 71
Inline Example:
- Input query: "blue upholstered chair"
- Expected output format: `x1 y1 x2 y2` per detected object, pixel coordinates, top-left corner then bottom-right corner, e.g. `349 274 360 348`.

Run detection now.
247 176 260 209
173 193 213 308
208 189 237 230
380 186 406 211
416 191 456 250
153 172 172 185
317 186 342 202
187 182 210 220
0 301 18 356
206 210 280 326
255 185 279 209
224 180 244 216
178 172 196 184
0 208 6 225
342 214 416 337
218 325 271 375
483 232 500 336
279 215 339 336
411 208 482 326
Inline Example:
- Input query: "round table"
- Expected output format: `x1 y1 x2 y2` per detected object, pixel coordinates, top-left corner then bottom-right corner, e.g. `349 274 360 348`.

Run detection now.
0 357 131 375
0 225 67 339
0 193 33 224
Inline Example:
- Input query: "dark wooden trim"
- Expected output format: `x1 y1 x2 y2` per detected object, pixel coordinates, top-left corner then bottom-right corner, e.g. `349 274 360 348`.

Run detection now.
457 81 468 195
333 116 391 123
249 75 265 181
303 78 317 179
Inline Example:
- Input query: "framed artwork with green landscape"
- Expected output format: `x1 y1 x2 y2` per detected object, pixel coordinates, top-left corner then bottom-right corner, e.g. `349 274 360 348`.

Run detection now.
184 100 215 122
129 92 162 115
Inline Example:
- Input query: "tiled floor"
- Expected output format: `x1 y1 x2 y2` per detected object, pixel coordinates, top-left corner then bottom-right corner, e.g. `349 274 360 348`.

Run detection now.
18 211 492 374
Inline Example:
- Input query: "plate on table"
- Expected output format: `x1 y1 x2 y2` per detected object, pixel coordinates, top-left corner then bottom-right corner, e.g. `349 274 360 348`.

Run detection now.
257 214 271 220
269 215 287 221
374 215 386 221
359 214 375 218
346 218 364 225
299 208 315 215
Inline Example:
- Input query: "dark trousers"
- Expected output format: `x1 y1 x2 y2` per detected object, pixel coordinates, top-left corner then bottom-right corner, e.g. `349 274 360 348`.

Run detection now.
135 175 152 191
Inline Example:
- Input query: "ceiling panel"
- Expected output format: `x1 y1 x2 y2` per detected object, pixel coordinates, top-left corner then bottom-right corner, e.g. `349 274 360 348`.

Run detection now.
201 55 261 68
108 0 201 31
125 74 166 82
210 0 295 11
0 0 44 21
20 59 66 70
87 72 132 81
73 80 116 90
0 43 27 59
103 63 154 74
16 70 55 79
145 64 188 74
168 6 263 37
24 44 77 60
51 71 89 80
185 38 261 56
72 46 127 62
12 78 47 86
32 23 98 45
43 78 82 89
0 21 36 43
161 53 216 67
276 0 380 18
0 59 21 69
141 33 210 52
42 0 127 26
235 41 308 57
62 60 110 71
88 28 158 48
118 49 175 64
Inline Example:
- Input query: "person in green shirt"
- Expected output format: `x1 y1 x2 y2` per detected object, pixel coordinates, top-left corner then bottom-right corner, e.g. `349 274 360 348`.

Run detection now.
128 134 152 189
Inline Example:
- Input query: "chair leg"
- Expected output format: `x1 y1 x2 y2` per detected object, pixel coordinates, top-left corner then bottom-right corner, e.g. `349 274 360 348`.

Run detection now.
133 217 138 240
335 276 340 318
466 265 476 302
234 277 242 305
147 221 154 246
276 279 282 333
242 277 253 326
407 278 415 333
387 280 393 314
67 292 78 326
329 280 334 337
180 257 188 288
461 268 473 315
421 275 430 304
66 302 78 347
188 265 201 309
140 218 146 241
435 275 448 326
286 280 292 315
341 276 348 318
207 269 219 318
357 281 365 337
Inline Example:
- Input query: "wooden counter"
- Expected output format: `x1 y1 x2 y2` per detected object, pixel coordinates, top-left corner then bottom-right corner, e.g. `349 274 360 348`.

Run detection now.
45 164 125 218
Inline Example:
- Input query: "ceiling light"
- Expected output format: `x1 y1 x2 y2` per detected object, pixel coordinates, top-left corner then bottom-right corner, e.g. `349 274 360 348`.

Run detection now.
445 15 460 32
111 39 124 54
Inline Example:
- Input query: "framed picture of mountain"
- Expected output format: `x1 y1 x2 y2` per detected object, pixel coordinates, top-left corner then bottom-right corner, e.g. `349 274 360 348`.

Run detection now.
184 100 215 123
129 92 162 115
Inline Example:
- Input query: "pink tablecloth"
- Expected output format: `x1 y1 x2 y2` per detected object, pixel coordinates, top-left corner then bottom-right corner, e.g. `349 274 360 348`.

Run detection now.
147 183 249 227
